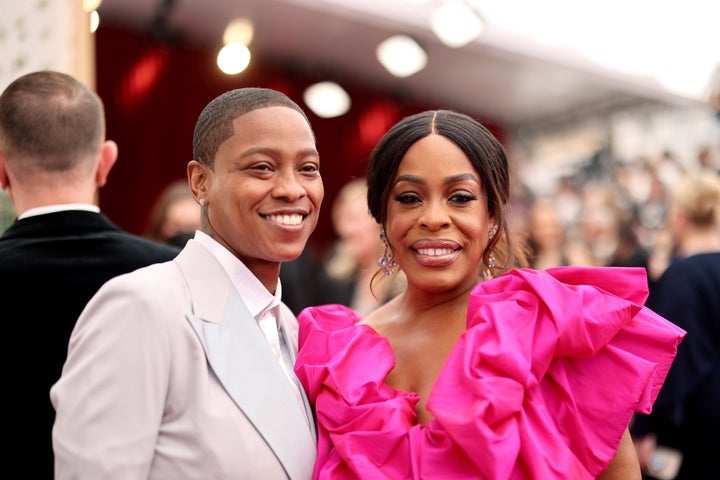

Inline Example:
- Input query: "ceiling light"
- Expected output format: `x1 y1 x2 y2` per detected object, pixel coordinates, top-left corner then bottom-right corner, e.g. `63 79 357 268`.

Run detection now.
90 10 100 33
83 0 102 12
303 81 351 118
217 43 251 75
223 18 254 46
430 1 484 48
376 35 427 78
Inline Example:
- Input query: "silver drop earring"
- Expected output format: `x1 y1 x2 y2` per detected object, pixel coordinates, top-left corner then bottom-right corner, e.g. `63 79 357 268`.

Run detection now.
488 224 498 239
484 224 498 279
483 251 497 280
378 228 398 276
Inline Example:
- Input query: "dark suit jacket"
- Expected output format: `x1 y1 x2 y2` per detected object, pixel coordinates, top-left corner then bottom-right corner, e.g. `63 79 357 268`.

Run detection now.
632 252 720 479
0 210 180 479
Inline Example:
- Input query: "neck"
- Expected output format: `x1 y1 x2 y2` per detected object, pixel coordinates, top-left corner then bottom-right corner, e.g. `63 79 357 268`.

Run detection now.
399 281 474 319
678 228 720 256
11 184 98 217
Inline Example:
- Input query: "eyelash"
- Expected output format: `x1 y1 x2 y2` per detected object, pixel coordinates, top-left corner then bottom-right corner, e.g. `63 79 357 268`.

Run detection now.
393 192 477 204
394 193 419 204
249 162 320 174
300 164 320 175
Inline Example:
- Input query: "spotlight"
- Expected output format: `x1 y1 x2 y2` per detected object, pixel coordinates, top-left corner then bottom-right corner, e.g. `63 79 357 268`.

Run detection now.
430 1 484 48
223 18 254 45
217 43 251 75
376 35 427 78
303 82 351 118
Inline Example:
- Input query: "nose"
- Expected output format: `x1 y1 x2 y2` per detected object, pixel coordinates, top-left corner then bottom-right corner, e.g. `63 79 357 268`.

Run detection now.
419 200 450 231
273 168 307 201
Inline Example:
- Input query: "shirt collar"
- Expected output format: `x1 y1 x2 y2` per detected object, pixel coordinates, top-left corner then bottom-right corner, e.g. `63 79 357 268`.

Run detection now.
193 231 281 318
18 203 100 220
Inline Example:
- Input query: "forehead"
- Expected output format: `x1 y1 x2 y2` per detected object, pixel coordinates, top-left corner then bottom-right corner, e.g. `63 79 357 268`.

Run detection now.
396 134 476 178
219 106 316 154
231 105 311 136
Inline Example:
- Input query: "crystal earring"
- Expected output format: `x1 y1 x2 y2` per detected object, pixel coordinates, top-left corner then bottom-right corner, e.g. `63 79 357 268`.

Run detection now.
488 224 498 239
198 198 206 207
378 228 398 276
484 250 497 280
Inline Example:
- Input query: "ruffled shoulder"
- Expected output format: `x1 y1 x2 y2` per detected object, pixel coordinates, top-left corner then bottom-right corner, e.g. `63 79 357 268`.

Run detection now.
429 266 686 479
295 304 391 402
294 267 686 479
295 304 419 479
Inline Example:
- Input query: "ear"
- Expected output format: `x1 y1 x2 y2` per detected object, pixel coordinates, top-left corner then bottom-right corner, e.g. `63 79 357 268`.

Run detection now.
187 160 209 203
95 140 118 187
0 151 9 191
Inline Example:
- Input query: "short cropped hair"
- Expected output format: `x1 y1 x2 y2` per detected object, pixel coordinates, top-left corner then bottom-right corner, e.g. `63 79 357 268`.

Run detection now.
0 70 105 174
192 87 312 168
673 169 720 227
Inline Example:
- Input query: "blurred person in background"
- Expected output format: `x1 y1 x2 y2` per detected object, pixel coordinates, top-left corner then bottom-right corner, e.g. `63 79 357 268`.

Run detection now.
145 179 201 247
526 197 573 269
317 177 405 315
697 146 719 174
566 186 619 266
631 169 720 480
606 217 652 272
0 70 180 479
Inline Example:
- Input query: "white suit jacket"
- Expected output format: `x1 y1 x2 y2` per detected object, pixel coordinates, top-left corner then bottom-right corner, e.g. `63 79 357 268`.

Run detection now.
51 239 317 479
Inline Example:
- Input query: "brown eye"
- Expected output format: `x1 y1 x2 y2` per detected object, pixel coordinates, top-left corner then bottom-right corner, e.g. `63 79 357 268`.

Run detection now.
299 163 320 175
394 193 421 205
450 193 476 203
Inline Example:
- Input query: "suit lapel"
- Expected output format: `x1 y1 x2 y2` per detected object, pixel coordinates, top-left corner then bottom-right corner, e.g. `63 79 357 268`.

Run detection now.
179 241 316 479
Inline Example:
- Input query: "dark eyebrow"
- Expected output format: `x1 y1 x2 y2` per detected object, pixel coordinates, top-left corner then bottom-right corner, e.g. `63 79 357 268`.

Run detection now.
239 146 320 160
395 174 425 185
395 172 479 186
445 173 480 184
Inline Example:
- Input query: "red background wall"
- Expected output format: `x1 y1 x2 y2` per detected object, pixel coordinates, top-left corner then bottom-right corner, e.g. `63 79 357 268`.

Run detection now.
95 25 505 250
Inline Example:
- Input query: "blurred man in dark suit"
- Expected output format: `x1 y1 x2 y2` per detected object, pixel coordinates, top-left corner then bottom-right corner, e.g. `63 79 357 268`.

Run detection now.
0 70 180 479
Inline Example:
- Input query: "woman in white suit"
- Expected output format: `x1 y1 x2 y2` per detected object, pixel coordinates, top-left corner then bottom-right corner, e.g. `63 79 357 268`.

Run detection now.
51 87 323 479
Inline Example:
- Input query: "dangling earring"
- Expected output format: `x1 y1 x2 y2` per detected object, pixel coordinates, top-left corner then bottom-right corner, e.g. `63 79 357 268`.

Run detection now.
378 228 398 276
483 251 497 280
488 224 498 239
484 224 498 280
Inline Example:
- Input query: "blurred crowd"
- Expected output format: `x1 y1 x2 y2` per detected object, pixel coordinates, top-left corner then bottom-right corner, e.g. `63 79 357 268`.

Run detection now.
509 145 719 283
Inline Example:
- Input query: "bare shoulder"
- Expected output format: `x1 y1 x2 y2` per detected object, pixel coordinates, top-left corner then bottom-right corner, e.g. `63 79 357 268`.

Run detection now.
597 428 641 480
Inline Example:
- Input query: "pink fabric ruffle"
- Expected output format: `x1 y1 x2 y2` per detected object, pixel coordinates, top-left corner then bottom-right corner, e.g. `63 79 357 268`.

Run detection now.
295 266 686 480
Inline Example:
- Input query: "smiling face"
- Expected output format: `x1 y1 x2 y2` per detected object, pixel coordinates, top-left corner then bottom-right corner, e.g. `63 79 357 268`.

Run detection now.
189 105 323 283
385 134 494 296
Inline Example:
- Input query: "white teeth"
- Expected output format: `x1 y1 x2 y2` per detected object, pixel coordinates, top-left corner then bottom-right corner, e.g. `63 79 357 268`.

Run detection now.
267 214 303 226
417 248 453 256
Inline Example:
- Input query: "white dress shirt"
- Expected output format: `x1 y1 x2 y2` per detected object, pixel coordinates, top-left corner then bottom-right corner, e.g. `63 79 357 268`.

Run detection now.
19 203 100 219
193 231 307 419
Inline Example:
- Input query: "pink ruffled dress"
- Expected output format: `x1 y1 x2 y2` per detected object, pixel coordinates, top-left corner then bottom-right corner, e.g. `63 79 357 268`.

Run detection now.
294 266 686 480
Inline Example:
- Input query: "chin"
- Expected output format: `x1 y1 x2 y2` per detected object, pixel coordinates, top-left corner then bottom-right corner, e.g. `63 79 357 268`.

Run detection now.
275 247 305 263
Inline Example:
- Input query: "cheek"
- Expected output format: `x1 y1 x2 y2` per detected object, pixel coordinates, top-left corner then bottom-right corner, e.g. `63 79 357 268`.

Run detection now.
208 178 231 201
458 213 491 241
308 182 324 207
385 218 412 249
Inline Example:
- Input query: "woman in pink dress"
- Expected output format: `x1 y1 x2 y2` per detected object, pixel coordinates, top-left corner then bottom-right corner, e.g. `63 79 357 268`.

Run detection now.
294 110 685 479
